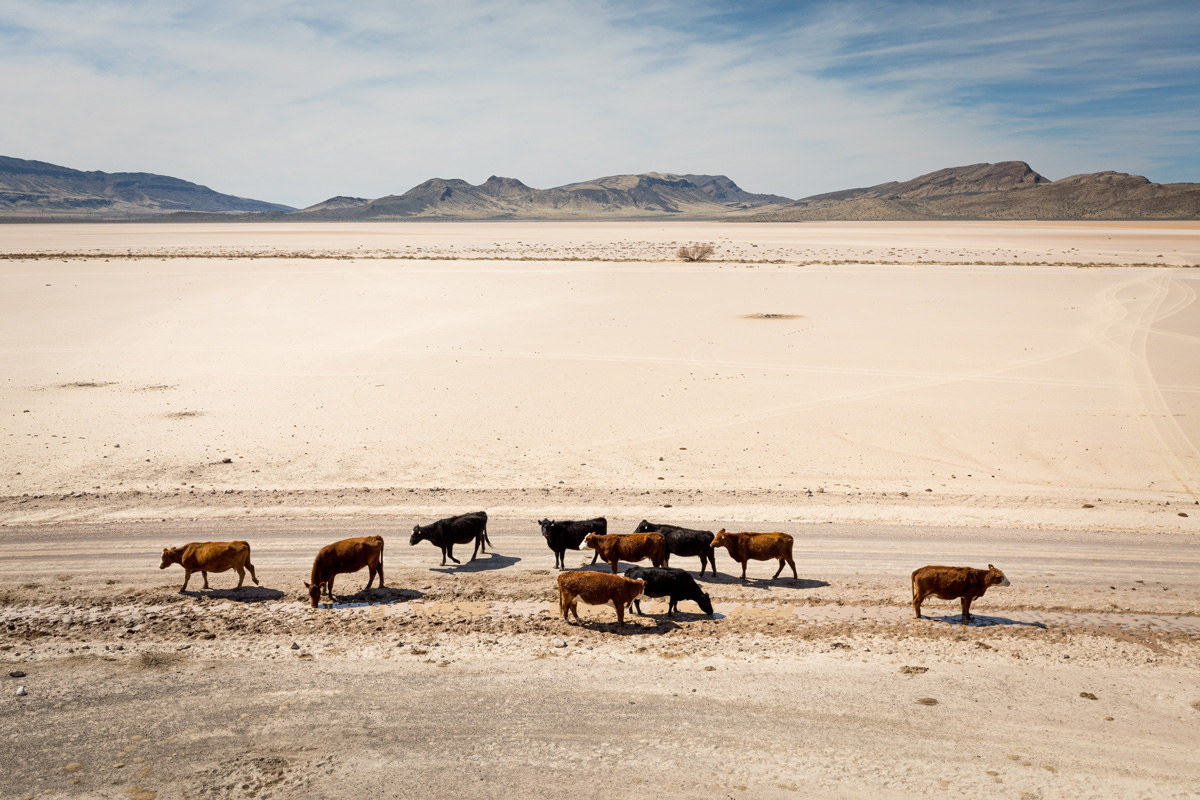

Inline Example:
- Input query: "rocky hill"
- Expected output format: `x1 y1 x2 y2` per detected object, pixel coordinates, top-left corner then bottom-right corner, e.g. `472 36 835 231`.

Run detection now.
291 172 788 220
0 156 294 219
747 161 1200 221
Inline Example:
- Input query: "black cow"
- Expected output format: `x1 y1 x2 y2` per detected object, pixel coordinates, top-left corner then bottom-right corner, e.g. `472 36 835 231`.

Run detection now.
623 566 714 617
539 517 605 569
410 511 491 566
633 520 718 576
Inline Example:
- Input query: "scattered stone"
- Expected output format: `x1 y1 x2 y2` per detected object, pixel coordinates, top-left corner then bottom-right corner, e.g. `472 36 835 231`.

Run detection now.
1082 504 1095 509
831 642 850 650
290 642 300 650
201 632 216 640
1105 716 1114 721
703 665 716 671
916 698 938 706
1179 512 1189 517
16 685 27 696
899 666 929 675
64 763 82 773
1080 692 1098 701
176 644 191 651
552 637 567 648
221 458 232 464
9 670 26 678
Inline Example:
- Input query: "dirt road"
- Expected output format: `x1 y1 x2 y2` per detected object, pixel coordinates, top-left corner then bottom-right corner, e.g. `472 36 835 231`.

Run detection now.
3 519 1199 799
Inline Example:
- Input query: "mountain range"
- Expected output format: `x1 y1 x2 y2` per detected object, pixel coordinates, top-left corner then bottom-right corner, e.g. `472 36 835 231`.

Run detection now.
2 155 1198 221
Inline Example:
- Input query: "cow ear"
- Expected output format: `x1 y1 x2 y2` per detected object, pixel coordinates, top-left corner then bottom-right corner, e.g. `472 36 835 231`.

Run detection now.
988 563 995 570
303 581 310 588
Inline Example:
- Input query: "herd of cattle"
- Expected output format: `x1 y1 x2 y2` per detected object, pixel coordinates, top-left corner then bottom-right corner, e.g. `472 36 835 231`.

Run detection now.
159 511 1011 627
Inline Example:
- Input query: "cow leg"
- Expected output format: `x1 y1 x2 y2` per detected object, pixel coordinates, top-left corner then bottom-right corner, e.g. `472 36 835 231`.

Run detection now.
554 549 564 570
667 598 677 617
740 561 748 581
327 575 336 605
201 571 211 590
708 548 717 576
470 535 481 562
234 565 246 589
633 598 643 615
913 592 924 620
614 600 625 627
376 559 384 589
609 559 618 574
787 555 797 579
569 599 580 623
961 597 972 624
180 569 192 592
590 551 599 565
246 560 259 585
773 558 785 580
447 544 461 564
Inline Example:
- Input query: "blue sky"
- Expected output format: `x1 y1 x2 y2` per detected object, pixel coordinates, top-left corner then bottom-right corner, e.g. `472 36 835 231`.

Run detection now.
1 0 1197 207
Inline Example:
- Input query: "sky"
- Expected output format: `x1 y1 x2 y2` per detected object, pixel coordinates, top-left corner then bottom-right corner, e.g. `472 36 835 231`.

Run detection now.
1 0 1198 208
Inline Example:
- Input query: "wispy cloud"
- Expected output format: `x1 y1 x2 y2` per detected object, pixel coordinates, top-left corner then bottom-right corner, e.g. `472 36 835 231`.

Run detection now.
0 0 1195 205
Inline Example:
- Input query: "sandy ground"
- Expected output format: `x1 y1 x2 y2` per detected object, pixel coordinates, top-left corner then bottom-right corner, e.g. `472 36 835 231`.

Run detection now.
2 221 1199 798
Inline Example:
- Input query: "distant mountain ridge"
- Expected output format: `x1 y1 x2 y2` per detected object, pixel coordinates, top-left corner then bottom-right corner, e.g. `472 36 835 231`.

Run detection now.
3 155 1198 221
0 156 294 218
291 172 789 220
748 161 1200 221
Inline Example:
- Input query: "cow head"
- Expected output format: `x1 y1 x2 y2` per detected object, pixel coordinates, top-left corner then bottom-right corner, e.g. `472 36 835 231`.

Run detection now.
697 591 714 616
628 578 646 597
582 533 601 550
409 525 426 546
304 580 322 608
538 519 553 540
160 547 182 569
986 564 1011 587
711 529 731 550
633 520 655 533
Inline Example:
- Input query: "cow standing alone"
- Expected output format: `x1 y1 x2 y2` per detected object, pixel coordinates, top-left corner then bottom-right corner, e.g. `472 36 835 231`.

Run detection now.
557 571 646 628
539 517 605 569
160 541 258 592
633 520 718 576
410 511 491 566
911 564 1010 624
710 529 796 581
305 536 385 608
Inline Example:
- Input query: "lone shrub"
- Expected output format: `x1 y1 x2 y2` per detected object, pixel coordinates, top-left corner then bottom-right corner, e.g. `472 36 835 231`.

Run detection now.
677 242 715 262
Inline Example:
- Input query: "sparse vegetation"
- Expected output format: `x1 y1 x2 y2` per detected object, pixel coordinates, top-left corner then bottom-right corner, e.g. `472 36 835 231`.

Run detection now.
677 242 715 262
137 651 183 669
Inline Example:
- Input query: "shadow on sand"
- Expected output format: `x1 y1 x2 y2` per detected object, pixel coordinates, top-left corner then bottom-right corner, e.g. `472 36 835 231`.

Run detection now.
697 573 830 591
923 613 1048 629
182 586 286 603
430 552 521 574
320 586 425 609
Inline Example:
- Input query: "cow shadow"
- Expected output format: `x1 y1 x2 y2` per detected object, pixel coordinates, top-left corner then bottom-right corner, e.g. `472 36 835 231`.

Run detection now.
567 618 684 635
923 613 1048 629
183 586 286 603
326 586 424 608
696 574 830 590
429 553 521 574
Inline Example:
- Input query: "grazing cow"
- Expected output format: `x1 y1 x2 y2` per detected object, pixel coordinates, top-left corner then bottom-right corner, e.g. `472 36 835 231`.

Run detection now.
633 520 718 576
305 536 385 608
539 518 605 569
584 532 667 574
160 541 258 592
557 571 646 628
410 511 491 566
623 566 713 617
911 564 1010 624
710 529 796 581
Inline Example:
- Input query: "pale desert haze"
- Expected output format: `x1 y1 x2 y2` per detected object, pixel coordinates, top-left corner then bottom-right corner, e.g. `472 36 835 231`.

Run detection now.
2 220 1200 800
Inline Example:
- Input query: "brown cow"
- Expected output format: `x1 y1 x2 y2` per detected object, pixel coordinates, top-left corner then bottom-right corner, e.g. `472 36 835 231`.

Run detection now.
160 541 258 592
305 536 385 608
557 571 646 627
912 564 1010 624
583 532 667 573
711 529 796 581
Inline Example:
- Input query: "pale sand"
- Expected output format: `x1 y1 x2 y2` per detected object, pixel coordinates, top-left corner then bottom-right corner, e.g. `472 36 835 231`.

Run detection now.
3 221 1200 799
1 222 1197 530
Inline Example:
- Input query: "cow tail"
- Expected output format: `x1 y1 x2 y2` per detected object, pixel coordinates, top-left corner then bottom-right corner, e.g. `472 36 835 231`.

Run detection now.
484 520 493 548
910 570 917 603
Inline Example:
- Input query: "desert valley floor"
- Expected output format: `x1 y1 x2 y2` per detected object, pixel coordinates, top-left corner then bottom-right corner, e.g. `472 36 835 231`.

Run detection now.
1 221 1198 799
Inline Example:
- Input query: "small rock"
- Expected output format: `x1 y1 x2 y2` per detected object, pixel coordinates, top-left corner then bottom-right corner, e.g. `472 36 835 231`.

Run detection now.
1105 716 1114 721
201 632 216 640
703 665 716 671
1082 504 1095 509
1179 512 1189 518
221 458 232 464
1080 692 1098 700
176 644 190 651
831 642 850 650
16 685 27 696
899 666 929 675
916 698 938 705
552 637 567 648
9 670 26 678
290 642 300 650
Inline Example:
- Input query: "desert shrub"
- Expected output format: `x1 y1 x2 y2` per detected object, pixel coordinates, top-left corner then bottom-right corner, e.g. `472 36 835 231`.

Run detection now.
677 242 715 262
